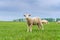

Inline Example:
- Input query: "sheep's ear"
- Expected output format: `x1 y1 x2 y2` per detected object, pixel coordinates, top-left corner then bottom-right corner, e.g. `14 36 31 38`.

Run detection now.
29 14 31 16
24 15 26 17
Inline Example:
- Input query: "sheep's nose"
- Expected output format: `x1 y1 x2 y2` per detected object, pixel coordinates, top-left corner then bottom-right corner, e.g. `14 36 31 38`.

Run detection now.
26 17 28 18
26 16 28 17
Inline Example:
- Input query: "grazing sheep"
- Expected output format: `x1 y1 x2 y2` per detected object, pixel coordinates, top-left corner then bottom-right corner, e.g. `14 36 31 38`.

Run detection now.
24 14 44 32
41 20 48 24
57 21 60 24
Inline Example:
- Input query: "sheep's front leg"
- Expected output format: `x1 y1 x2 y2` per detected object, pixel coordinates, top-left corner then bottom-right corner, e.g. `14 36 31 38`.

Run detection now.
27 24 32 32
27 25 30 32
29 24 32 32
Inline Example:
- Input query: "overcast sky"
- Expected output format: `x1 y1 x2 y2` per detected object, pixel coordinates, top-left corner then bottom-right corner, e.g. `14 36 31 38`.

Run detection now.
0 0 60 21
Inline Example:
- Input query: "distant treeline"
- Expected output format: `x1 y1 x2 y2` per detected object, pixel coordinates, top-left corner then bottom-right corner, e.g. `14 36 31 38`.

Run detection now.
13 18 60 22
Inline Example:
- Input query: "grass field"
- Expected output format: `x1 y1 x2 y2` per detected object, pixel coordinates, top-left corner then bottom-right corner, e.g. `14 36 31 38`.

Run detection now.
0 22 60 40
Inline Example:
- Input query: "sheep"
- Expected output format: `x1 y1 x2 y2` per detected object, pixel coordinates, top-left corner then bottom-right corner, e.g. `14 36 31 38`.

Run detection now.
24 14 44 32
56 21 60 24
41 20 48 24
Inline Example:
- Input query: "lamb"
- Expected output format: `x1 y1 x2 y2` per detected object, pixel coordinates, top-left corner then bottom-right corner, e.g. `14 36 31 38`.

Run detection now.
41 20 48 24
56 21 60 24
24 14 44 32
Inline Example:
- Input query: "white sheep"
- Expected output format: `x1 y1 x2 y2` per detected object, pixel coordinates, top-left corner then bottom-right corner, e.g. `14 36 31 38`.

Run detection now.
57 21 60 24
24 14 44 32
41 20 48 24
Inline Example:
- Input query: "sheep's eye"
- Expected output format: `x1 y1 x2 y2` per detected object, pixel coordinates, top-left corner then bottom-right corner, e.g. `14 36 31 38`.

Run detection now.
24 15 26 17
29 14 31 16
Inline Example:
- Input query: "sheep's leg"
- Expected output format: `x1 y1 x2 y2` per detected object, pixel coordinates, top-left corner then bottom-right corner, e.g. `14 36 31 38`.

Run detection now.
27 25 29 32
40 23 44 30
37 24 41 30
29 26 32 32
29 24 32 32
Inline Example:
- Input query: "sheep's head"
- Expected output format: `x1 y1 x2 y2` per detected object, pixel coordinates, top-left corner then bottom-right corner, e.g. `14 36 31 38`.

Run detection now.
24 14 31 18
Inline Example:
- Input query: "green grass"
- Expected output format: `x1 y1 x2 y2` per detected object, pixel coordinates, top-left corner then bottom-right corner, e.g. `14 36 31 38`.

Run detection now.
0 22 60 40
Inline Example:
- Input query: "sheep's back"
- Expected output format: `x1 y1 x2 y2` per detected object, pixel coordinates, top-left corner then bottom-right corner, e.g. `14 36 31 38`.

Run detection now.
32 17 41 24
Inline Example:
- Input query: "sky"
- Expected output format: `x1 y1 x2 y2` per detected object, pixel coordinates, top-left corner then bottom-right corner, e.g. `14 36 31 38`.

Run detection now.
0 0 60 21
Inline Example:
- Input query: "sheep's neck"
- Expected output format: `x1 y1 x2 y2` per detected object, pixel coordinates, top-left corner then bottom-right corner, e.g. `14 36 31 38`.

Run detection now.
26 18 32 25
26 18 31 22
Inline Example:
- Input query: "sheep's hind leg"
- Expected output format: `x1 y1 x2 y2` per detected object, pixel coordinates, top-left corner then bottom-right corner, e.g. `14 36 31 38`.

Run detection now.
40 23 44 30
37 24 41 30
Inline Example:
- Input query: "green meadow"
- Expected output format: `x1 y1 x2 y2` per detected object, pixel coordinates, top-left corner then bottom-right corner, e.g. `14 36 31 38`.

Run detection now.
0 22 60 40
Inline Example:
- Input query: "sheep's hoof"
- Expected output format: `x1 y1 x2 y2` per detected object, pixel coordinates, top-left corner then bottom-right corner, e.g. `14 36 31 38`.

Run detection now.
29 30 32 32
27 31 29 32
27 30 29 32
27 31 32 32
42 28 44 30
27 30 32 32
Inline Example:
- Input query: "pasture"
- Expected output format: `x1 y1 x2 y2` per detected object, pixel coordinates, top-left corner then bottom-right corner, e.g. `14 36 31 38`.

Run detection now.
0 22 60 40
